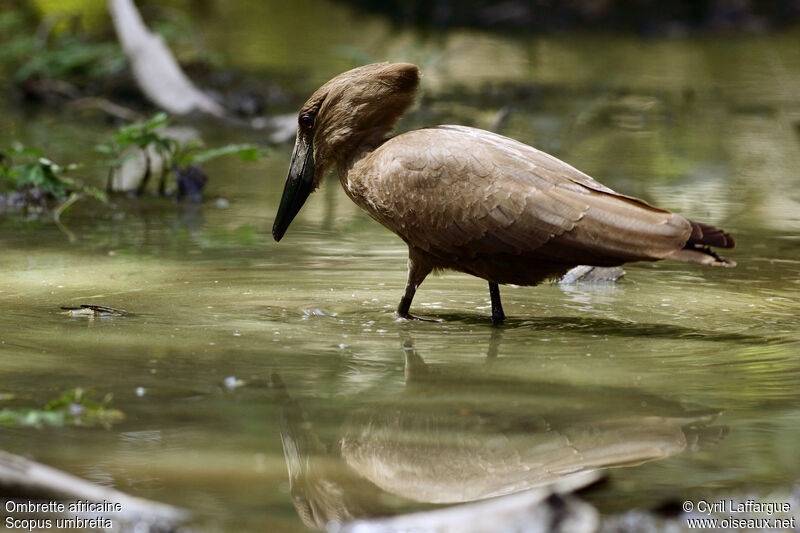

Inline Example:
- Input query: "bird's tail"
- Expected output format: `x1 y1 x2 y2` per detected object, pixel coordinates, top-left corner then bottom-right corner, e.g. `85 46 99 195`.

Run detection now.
665 220 736 267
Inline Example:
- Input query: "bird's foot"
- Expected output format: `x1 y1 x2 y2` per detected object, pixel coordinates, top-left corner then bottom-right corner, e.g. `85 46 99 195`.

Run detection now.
395 311 440 323
491 310 506 326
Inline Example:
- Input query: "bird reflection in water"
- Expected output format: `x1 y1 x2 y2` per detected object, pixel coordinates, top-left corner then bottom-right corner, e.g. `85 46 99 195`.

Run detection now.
270 333 727 530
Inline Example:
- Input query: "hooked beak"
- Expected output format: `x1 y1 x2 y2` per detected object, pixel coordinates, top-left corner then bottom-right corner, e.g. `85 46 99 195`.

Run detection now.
272 136 315 241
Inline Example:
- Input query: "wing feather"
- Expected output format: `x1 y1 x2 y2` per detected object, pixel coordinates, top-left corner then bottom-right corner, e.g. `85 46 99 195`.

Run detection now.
354 126 691 269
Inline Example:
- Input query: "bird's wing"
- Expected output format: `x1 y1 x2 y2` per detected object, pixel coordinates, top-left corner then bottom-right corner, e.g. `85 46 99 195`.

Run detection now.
364 126 691 263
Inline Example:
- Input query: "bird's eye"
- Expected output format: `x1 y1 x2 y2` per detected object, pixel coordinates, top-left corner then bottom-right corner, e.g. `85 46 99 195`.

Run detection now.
299 114 314 130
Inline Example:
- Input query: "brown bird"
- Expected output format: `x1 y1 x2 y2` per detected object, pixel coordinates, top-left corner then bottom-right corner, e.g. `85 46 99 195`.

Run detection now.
272 63 735 324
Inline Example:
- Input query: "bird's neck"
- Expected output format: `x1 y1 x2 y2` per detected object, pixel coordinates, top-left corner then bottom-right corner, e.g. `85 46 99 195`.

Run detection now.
335 137 388 212
336 132 387 181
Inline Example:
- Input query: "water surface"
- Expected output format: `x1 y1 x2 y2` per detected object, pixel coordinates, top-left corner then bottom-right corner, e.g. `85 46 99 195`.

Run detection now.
2 3 800 531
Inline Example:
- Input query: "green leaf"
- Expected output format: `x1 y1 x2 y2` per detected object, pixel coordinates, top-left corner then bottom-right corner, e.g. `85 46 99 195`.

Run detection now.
142 112 170 132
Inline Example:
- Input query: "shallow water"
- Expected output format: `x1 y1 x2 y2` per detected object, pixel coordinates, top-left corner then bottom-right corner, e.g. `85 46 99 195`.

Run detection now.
2 2 800 531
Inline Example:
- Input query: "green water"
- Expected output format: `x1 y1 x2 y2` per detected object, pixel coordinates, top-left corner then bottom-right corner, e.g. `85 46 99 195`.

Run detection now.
2 2 800 531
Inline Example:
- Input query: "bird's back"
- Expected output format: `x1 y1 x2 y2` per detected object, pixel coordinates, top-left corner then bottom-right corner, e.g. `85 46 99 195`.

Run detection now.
344 126 723 285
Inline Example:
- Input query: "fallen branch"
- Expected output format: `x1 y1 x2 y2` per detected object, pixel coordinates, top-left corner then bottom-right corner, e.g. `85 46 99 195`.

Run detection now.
107 0 227 118
0 450 188 531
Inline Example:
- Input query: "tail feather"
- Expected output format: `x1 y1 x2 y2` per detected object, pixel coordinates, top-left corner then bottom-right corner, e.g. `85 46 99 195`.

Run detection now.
688 221 735 249
665 220 736 267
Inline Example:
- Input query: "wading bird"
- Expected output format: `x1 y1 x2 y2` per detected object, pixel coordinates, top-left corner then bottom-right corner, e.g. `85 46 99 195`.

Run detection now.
272 63 735 324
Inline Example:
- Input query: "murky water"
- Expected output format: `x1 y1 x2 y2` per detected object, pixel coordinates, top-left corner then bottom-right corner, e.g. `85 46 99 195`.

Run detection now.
2 2 800 531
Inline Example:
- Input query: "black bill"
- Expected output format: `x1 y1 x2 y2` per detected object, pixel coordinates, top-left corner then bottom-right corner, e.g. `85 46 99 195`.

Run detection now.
272 136 315 241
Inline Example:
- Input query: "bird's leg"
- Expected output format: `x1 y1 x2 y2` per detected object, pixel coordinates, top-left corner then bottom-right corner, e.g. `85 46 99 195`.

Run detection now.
396 249 434 321
488 282 506 325
397 284 417 318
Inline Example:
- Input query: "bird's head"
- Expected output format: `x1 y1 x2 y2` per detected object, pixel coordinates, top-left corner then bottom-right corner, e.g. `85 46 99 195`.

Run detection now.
272 62 419 241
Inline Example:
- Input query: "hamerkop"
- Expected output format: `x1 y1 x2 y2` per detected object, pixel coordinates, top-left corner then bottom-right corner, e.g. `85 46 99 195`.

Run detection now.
272 63 735 324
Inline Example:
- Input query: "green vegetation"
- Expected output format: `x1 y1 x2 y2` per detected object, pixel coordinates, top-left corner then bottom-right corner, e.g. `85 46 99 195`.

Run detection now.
0 10 125 89
94 112 178 195
0 144 107 223
0 388 124 428
0 8 264 218
1 112 264 235
95 112 265 195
